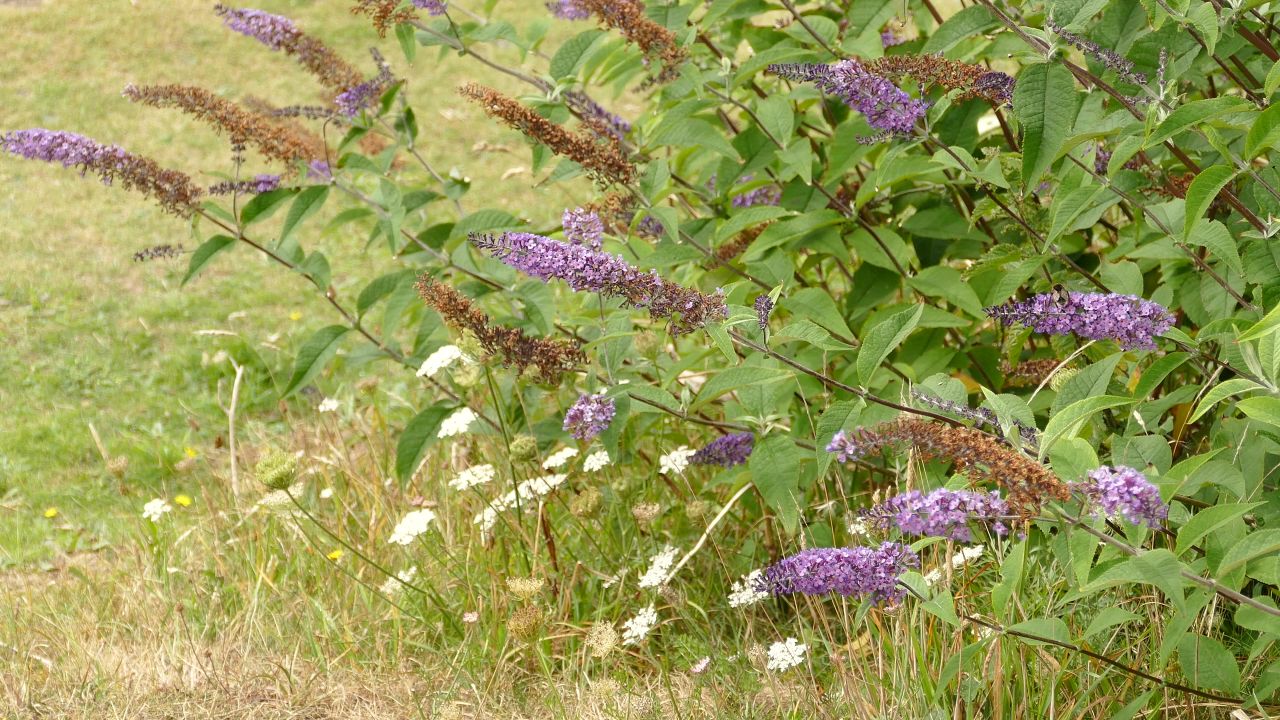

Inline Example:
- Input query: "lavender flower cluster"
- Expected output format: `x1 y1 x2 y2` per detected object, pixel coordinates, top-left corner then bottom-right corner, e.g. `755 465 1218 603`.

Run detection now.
985 290 1174 350
412 0 447 14
754 295 774 330
1076 465 1167 527
562 207 604 249
758 543 919 605
470 231 727 334
208 173 282 195
215 4 298 49
547 0 589 20
564 91 631 142
865 488 1010 542
563 393 616 441
690 432 754 468
770 60 928 136
2 128 127 177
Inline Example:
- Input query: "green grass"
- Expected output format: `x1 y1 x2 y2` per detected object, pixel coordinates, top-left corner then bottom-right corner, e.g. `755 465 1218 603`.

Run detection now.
0 0 578 566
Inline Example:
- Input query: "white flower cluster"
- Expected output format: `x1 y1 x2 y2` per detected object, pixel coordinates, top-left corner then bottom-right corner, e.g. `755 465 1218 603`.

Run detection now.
438 407 477 438
318 397 340 413
727 569 769 608
766 638 807 672
582 449 611 472
380 566 418 596
637 545 680 589
388 508 437 545
923 544 985 587
658 446 696 475
449 464 496 491
542 446 578 469
621 605 658 645
473 474 567 533
142 498 172 522
417 345 466 378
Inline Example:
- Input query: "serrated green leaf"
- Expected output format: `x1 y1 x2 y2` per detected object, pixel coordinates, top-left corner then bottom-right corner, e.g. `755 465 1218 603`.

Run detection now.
1014 63 1078 190
1183 165 1236 240
182 234 237 286
1218 529 1280 578
755 95 794 147
1239 302 1280 342
395 404 452 481
1084 549 1186 612
923 5 997 54
1186 220 1244 277
1175 502 1265 557
692 366 792 410
1238 396 1280 428
282 325 350 397
857 305 923 385
1146 97 1250 148
1040 395 1132 456
749 435 803 534
1177 634 1240 695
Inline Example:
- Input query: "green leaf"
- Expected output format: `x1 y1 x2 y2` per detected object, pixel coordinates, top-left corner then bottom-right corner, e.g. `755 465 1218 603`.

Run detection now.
1008 617 1071 647
1267 58 1280 97
755 95 794 147
1188 379 1264 423
1177 634 1240 695
857 305 924 385
1182 165 1236 240
1239 302 1280 342
1040 395 1132 456
749 435 803 534
923 5 996 54
1238 396 1280 428
1146 97 1250 148
1132 352 1191 400
814 400 862 476
1175 502 1265 557
395 404 452 481
1246 102 1280 158
1218 529 1280 578
182 234 236 286
279 186 329 244
692 366 793 410
1084 549 1186 612
551 29 604 79
1185 220 1244 277
357 270 414 317
239 188 296 226
704 322 738 364
451 209 522 241
282 325 350 397
1186 2 1218 55
648 116 740 160
1013 63 1078 190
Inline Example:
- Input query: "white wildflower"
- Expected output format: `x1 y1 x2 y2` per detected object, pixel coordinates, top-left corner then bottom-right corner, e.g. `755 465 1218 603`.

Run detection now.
319 487 334 499
542 446 579 469
388 508 437 545
925 545 986 587
728 569 769 608
449 464 496 491
658 446 696 475
142 498 172 522
417 345 464 378
318 397 340 413
438 407 477 438
380 566 418 595
583 450 611 472
621 605 658 645
690 656 711 675
472 474 567 533
463 611 480 624
766 638 807 672
637 545 680 589
847 517 869 538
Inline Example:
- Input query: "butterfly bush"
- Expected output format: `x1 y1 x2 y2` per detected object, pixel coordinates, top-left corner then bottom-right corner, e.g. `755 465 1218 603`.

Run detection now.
985 291 1175 350
1077 466 1168 527
759 544 919 604
563 393 615 441
690 432 754 467
770 61 929 136
864 488 1010 542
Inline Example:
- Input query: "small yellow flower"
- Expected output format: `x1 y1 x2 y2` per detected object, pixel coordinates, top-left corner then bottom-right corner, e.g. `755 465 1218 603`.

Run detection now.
327 549 344 561
43 507 58 519
174 494 193 507
289 310 303 321
183 446 198 459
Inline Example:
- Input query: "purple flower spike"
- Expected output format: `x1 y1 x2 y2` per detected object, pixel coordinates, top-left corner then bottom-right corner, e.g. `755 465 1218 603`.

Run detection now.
1 129 127 177
563 207 604 249
413 0 447 14
1077 465 1167 527
691 432 754 467
865 488 1010 542
975 71 1015 105
759 543 919 604
470 231 727 334
770 60 928 136
547 0 589 20
564 91 631 141
754 295 774 330
214 5 300 50
985 290 1174 350
564 393 615 441
732 174 781 207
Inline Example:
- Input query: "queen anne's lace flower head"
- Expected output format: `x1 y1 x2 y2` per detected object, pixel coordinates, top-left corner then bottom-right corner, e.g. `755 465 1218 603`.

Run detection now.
621 605 658 645
766 638 807 672
418 345 466 378
438 407 477 438
380 566 418 595
318 397 340 413
728 569 770 608
142 498 173 522
543 446 579 469
389 508 436 544
637 545 679 588
449 464 496 491
583 450 611 472
659 446 696 475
